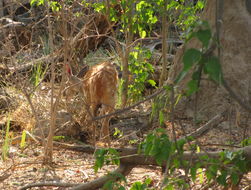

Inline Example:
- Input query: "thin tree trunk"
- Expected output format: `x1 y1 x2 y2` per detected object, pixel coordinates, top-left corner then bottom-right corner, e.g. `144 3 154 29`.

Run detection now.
43 2 55 164
0 0 4 17
121 0 134 107
159 1 168 86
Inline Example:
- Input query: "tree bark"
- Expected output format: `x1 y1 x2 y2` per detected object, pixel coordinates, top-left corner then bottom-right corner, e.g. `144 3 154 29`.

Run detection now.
0 0 3 17
168 0 251 120
159 1 168 87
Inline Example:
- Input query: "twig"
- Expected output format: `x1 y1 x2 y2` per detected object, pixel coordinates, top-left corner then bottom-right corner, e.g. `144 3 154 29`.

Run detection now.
179 111 226 141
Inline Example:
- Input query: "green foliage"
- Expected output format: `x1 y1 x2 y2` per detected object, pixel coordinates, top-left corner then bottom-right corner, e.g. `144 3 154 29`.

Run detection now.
30 62 48 87
113 128 123 138
204 56 222 82
93 0 158 38
240 137 251 147
128 47 155 102
28 1 247 189
139 128 186 166
30 0 45 6
130 178 152 190
151 93 168 125
193 150 248 187
53 136 65 141
167 0 205 33
150 86 182 127
94 148 120 173
94 128 248 189
138 129 248 188
103 173 127 190
182 49 202 71
175 21 223 96
134 1 158 38
30 0 61 11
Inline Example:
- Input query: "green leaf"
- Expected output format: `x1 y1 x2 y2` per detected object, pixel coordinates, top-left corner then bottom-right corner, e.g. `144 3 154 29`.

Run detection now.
30 0 37 6
118 186 126 190
177 139 186 151
94 149 107 172
205 56 222 83
144 178 151 185
235 158 247 172
190 166 197 181
30 0 45 6
159 111 165 126
139 30 146 38
103 180 113 190
149 139 160 156
205 164 218 181
196 1 204 9
231 173 240 185
111 172 127 182
216 170 227 186
196 29 211 48
148 79 156 87
163 184 174 190
192 70 201 80
186 79 199 96
130 181 145 190
183 48 202 71
157 141 171 165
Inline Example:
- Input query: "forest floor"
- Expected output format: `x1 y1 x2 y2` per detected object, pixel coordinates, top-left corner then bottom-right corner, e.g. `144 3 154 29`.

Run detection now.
1 109 251 190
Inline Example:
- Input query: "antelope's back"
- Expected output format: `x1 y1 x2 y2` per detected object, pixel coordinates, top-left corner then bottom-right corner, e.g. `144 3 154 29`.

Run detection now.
83 61 118 106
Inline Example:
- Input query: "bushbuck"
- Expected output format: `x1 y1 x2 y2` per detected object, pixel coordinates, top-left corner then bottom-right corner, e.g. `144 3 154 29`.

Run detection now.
65 61 118 146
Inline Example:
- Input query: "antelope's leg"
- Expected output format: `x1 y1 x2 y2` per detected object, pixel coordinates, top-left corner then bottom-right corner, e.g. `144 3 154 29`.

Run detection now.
101 107 112 146
90 104 99 146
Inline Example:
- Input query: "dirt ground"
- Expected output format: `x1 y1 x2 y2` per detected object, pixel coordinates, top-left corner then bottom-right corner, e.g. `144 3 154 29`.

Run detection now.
1 114 251 190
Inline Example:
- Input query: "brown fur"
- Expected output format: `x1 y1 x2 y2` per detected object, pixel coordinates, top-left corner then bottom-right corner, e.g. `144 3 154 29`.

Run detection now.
66 62 118 145
83 62 118 145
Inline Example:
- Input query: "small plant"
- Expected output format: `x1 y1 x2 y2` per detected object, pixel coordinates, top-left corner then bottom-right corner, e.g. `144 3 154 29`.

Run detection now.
165 0 205 36
190 150 248 187
53 136 65 141
103 174 127 190
139 128 186 166
113 128 123 139
128 47 156 102
20 130 27 150
240 137 251 147
150 92 169 126
30 62 48 87
175 20 223 96
130 178 152 190
30 0 61 12
150 86 182 127
94 148 120 173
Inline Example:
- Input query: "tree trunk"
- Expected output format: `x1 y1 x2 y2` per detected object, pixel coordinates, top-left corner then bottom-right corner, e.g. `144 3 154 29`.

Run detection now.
0 0 3 17
121 0 134 107
159 0 168 87
169 0 251 120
